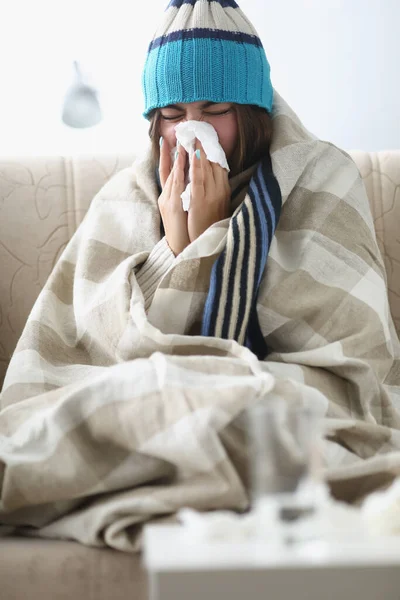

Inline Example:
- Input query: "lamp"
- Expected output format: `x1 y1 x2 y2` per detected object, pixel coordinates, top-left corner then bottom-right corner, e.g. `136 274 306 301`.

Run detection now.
61 60 102 129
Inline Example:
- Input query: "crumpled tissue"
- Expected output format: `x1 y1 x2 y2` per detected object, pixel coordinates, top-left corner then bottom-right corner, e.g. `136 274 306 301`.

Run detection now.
173 120 230 211
176 477 400 544
361 477 400 536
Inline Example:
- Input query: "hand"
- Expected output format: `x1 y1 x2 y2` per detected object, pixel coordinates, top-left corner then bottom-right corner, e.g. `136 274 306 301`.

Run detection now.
158 139 190 256
188 141 231 242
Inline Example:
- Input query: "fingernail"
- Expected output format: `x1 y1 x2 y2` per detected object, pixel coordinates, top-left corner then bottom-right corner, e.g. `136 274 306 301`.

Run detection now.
174 150 179 160
159 137 163 148
195 149 201 160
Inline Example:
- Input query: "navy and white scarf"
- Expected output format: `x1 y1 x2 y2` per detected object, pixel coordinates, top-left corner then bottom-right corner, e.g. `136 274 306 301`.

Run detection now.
201 154 282 360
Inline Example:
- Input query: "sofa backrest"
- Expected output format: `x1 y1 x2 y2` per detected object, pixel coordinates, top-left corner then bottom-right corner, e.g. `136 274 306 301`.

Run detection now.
0 154 135 387
0 151 399 389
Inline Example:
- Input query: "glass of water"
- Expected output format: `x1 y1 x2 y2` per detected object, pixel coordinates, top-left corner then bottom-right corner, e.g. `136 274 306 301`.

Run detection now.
246 400 326 541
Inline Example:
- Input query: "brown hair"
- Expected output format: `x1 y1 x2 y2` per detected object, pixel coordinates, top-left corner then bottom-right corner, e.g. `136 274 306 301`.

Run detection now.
148 104 273 177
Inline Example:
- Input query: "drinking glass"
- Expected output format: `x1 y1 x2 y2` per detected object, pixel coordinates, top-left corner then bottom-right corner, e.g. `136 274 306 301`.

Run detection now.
246 401 326 541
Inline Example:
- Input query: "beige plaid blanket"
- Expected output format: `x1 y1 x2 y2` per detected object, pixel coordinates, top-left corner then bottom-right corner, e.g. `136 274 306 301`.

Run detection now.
1 91 400 551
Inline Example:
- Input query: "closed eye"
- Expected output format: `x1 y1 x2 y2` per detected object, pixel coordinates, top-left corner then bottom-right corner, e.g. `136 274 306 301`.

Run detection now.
204 109 232 116
160 114 184 121
160 108 232 121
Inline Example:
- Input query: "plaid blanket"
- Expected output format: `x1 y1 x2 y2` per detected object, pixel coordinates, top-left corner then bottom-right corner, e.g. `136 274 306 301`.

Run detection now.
1 91 400 551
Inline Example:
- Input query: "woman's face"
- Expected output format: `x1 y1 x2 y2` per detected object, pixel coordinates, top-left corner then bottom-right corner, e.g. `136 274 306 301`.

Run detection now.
158 101 238 161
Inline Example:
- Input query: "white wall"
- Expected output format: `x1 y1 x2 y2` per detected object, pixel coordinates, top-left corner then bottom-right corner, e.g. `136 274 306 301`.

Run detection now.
0 0 398 155
245 0 400 151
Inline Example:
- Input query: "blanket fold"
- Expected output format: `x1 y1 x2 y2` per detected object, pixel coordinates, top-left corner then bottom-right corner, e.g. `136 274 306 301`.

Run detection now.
1 90 400 551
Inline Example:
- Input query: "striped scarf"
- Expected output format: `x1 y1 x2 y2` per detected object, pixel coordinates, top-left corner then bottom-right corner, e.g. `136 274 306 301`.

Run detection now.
201 154 282 360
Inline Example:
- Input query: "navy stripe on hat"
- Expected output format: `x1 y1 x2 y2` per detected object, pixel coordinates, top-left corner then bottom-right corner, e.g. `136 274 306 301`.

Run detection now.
148 27 262 52
167 0 239 8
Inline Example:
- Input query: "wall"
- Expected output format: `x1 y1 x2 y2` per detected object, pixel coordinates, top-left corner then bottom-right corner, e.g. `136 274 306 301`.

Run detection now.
0 0 398 155
244 0 400 151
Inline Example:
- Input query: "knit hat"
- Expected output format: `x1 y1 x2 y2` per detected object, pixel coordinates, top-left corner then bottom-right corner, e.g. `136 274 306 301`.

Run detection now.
142 0 273 119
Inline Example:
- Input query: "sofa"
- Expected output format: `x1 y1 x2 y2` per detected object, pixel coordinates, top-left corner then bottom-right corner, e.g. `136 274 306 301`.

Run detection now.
0 150 399 599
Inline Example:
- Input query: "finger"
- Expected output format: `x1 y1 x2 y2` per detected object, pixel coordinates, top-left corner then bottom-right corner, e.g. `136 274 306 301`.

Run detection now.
158 145 178 209
211 161 230 191
179 144 189 182
195 140 215 195
195 140 214 177
159 137 172 189
190 143 204 196
177 143 188 173
172 145 187 198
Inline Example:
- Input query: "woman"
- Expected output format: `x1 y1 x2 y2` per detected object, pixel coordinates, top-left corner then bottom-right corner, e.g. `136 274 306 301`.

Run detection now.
136 1 281 350
142 93 278 356
1 0 400 551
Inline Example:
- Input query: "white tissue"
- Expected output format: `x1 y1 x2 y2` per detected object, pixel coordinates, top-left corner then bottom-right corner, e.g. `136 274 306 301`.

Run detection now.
177 478 400 545
361 478 400 536
177 480 331 544
173 120 230 211
177 507 260 542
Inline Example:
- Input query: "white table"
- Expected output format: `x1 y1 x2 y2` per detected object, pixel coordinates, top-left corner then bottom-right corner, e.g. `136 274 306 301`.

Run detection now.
143 524 400 600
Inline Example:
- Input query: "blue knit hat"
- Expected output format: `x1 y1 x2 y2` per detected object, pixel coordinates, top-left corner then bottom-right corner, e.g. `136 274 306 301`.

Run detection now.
142 0 273 119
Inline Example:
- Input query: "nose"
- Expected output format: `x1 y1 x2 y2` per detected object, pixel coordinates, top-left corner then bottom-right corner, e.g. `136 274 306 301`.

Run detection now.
183 111 204 122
